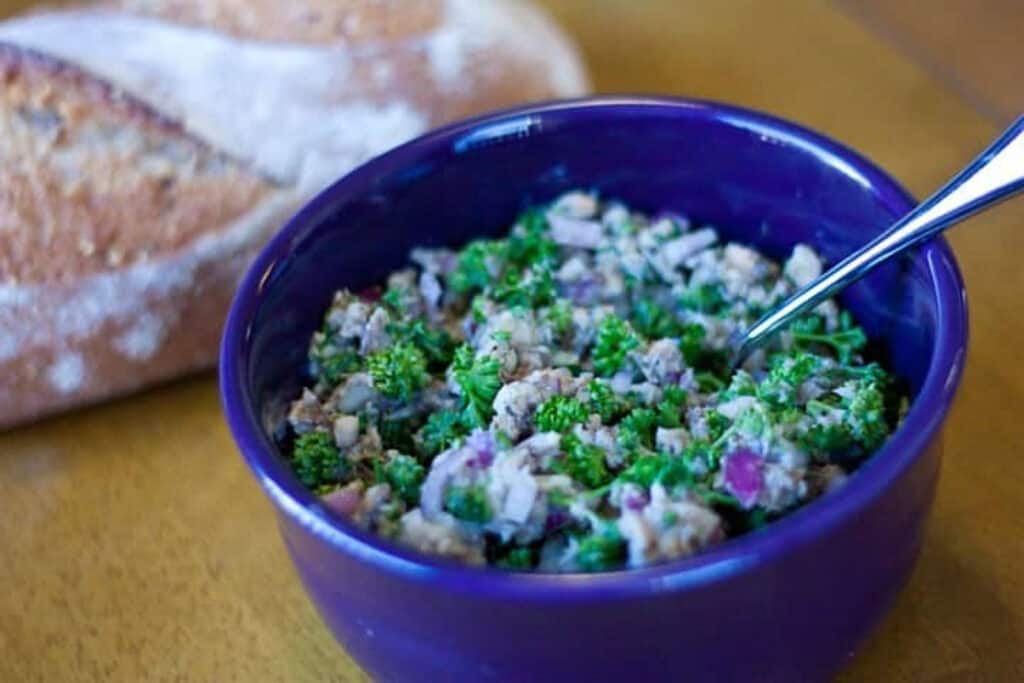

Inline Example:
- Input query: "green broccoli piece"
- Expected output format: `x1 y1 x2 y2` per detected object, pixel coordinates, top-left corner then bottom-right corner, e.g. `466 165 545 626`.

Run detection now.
452 344 503 428
574 527 626 572
769 350 823 386
617 407 658 451
584 380 626 423
492 266 555 309
311 344 362 386
681 439 723 470
469 295 491 324
656 386 688 428
679 282 728 314
797 421 855 454
790 312 867 363
495 546 536 571
618 453 664 488
721 371 758 400
379 415 418 453
534 395 590 433
696 488 743 509
418 409 469 457
557 434 613 489
387 319 455 369
704 410 731 443
506 208 558 267
758 350 824 408
443 484 492 523
309 320 361 386
797 376 892 455
380 286 410 316
678 323 728 373
380 454 426 506
631 299 682 339
843 378 889 449
292 431 349 489
618 450 694 491
448 240 506 295
544 299 575 341
366 342 429 400
591 315 640 376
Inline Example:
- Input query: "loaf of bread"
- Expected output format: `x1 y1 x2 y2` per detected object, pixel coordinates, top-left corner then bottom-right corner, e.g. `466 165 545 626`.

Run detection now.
0 0 588 427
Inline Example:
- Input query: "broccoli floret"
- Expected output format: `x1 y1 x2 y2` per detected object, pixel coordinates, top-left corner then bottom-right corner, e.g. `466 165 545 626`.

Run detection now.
535 395 589 433
366 342 429 400
721 371 757 400
506 208 558 267
380 285 411 316
448 240 506 295
452 344 503 428
631 299 682 339
387 319 455 369
696 488 743 509
678 323 728 373
681 439 722 470
656 386 688 428
797 376 891 455
379 415 418 453
418 409 469 457
380 453 425 506
443 484 492 523
790 312 867 363
769 350 823 386
584 380 626 423
679 282 728 314
574 527 626 572
758 350 823 407
469 294 491 324
309 322 361 386
544 298 575 341
292 431 349 489
591 315 640 376
617 407 658 451
618 453 663 488
311 345 361 387
492 266 555 309
843 378 889 449
797 421 854 454
557 434 613 489
704 410 731 443
618 450 694 491
495 546 536 571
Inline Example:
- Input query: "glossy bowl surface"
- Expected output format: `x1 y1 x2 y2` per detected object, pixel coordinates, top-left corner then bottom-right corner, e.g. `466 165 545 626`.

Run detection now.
220 97 967 682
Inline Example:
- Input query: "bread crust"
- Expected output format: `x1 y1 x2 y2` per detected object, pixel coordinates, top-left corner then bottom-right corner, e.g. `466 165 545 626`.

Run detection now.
0 0 588 427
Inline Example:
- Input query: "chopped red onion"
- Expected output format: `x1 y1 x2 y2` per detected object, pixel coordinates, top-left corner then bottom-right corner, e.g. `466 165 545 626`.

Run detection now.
722 448 764 509
321 485 362 518
466 429 497 468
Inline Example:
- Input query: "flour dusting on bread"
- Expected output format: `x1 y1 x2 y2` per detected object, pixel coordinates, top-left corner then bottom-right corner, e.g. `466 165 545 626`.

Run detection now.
0 0 588 426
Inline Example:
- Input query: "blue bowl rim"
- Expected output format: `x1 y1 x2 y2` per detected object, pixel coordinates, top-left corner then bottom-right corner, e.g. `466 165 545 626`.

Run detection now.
219 95 968 600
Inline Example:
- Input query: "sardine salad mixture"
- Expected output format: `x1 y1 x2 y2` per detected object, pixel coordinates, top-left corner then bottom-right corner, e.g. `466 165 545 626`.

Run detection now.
283 191 907 572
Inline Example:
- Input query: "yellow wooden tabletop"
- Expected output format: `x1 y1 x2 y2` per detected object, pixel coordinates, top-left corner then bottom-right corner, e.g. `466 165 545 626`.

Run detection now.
2 1 1022 680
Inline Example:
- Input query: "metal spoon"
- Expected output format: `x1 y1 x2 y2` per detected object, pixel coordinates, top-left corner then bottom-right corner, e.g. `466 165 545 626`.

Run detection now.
730 115 1024 367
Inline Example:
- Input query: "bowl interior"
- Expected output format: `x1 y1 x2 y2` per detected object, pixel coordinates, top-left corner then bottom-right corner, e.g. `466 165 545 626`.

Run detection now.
225 97 964 571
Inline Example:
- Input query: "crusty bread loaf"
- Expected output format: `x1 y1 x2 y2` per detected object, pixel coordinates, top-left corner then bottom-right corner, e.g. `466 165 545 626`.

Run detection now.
0 0 588 427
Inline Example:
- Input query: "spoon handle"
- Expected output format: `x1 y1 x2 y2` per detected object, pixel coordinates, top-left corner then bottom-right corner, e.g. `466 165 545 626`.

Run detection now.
734 115 1024 365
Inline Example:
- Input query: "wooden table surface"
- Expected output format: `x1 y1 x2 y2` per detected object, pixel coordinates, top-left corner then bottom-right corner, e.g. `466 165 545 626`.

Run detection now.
2 1 1023 680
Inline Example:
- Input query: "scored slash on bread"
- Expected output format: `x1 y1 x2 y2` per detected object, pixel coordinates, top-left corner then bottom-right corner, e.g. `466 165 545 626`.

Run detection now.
0 42 297 426
0 0 588 428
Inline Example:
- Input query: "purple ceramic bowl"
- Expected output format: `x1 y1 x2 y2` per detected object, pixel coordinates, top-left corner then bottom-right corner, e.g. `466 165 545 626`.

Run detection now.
220 97 967 682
